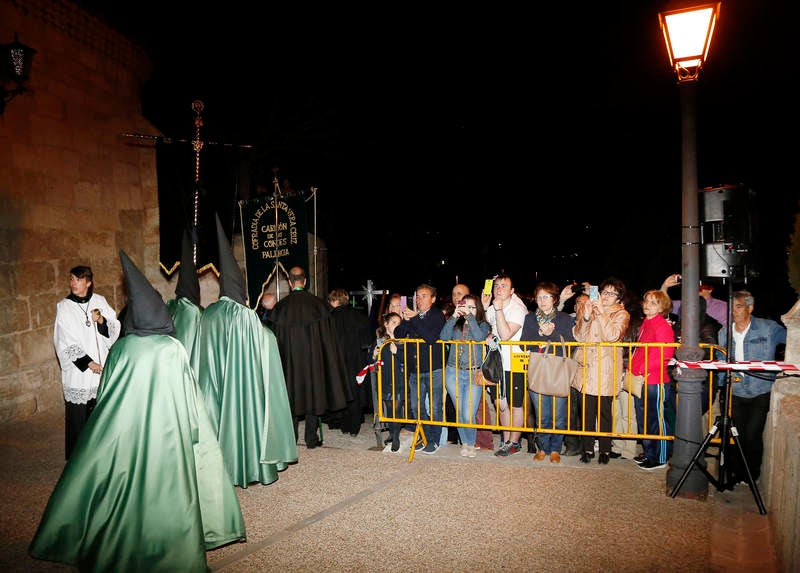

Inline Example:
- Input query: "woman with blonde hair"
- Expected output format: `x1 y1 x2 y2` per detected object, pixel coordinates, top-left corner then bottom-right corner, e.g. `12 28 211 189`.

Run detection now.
630 289 675 470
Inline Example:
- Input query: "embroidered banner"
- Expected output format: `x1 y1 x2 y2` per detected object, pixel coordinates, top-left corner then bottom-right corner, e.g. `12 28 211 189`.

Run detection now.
238 194 308 308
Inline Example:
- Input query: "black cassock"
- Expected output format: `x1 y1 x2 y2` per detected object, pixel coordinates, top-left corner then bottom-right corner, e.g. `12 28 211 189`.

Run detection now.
326 303 373 435
267 290 354 420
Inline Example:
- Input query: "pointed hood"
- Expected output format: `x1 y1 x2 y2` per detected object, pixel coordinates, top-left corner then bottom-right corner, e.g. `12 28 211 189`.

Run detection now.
215 214 246 305
119 250 176 337
174 229 201 305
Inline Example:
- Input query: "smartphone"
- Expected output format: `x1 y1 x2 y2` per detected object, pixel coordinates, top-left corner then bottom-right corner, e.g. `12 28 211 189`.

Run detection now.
589 285 599 300
399 295 408 309
483 279 494 296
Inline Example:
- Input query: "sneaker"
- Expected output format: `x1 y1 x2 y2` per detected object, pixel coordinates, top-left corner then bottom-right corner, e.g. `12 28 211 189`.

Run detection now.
422 442 439 455
460 445 470 457
639 459 667 470
507 441 522 455
494 441 511 457
633 453 648 465
414 440 425 452
466 445 477 458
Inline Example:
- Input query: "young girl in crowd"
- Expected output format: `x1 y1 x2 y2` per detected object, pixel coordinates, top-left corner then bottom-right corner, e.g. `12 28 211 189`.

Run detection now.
373 312 404 452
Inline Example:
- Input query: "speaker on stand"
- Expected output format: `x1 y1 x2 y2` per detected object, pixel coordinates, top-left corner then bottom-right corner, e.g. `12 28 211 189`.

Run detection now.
699 184 758 284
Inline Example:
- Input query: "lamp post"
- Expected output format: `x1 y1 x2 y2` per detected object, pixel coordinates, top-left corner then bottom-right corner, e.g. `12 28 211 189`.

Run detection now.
658 1 721 498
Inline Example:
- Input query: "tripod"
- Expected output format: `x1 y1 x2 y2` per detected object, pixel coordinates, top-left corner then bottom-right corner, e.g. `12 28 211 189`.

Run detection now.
669 274 766 514
669 371 766 514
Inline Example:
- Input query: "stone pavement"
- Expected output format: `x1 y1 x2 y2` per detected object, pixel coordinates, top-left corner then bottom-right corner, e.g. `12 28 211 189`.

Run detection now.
0 412 780 572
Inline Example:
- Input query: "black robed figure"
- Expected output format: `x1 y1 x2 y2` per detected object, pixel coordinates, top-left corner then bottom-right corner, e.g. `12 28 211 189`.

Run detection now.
267 267 354 447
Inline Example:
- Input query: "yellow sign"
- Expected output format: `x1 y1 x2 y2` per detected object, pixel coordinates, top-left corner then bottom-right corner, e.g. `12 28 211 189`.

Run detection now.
511 351 529 373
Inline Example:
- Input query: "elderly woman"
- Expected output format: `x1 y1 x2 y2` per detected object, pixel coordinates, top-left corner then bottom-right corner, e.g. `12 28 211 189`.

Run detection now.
630 289 675 470
521 281 576 464
572 277 630 465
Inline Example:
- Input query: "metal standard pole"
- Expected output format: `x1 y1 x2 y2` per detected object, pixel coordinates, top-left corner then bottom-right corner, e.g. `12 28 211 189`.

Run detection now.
666 81 709 498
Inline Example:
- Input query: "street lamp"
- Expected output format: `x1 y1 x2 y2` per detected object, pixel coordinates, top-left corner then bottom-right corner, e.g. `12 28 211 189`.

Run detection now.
0 32 36 115
658 1 721 498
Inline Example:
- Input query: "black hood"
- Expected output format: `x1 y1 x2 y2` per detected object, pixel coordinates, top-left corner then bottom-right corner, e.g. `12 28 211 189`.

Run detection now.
119 250 176 337
215 214 246 305
174 229 201 306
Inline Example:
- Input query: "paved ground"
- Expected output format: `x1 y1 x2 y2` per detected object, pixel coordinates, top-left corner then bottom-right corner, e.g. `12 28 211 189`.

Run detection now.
0 411 779 572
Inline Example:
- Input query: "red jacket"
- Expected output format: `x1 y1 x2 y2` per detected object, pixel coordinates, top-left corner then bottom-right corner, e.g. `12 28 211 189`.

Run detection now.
630 314 674 385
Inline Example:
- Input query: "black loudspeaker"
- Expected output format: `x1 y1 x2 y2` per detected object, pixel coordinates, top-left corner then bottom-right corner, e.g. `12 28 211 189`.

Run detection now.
699 184 758 281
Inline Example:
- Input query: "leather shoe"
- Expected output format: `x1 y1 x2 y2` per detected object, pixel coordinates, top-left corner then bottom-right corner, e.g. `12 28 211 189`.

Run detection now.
306 440 322 449
580 452 592 464
608 451 622 459
598 452 610 464
549 451 561 464
533 450 546 461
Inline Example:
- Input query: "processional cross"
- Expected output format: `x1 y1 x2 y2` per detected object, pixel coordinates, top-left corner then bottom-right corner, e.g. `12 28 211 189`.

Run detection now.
121 100 253 271
350 280 388 316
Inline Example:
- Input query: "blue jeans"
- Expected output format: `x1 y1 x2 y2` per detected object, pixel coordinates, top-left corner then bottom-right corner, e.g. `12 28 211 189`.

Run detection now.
529 390 567 454
418 369 443 445
445 367 481 446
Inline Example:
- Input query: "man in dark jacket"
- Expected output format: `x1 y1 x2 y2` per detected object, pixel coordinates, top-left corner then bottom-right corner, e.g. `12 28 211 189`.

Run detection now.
394 283 446 454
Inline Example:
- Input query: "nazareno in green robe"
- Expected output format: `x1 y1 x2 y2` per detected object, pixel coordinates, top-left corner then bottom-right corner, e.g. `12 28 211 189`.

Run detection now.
166 296 202 373
194 296 298 488
29 334 246 572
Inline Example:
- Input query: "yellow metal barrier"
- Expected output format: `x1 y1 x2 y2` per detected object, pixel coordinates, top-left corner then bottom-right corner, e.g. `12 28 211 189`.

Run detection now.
375 338 726 462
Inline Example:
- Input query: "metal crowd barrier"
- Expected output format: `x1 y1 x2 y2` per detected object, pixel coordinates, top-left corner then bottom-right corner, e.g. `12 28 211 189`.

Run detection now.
374 338 725 462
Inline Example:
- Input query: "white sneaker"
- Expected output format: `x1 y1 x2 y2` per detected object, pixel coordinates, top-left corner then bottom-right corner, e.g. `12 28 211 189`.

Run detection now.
460 445 470 457
466 444 477 458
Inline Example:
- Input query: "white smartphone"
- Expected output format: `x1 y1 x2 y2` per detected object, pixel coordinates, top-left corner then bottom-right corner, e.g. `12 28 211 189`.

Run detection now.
399 295 408 309
589 285 599 300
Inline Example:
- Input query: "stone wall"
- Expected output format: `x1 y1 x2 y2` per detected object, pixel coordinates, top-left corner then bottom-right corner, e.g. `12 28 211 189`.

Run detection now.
763 297 800 572
0 0 159 423
0 0 328 425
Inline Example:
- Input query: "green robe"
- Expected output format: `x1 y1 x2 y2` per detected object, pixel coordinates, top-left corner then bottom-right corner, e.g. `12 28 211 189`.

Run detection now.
29 334 245 572
166 296 202 373
194 296 297 488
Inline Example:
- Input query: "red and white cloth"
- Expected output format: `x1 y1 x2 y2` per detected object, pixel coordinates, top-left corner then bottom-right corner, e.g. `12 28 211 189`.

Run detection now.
356 360 384 385
671 359 799 372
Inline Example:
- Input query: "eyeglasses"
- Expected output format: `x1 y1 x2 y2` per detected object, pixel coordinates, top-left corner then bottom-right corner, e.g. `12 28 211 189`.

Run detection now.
536 295 553 301
600 290 619 297
464 305 477 310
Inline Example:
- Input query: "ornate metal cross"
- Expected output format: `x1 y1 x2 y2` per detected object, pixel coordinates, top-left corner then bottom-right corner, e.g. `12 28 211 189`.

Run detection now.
350 280 387 315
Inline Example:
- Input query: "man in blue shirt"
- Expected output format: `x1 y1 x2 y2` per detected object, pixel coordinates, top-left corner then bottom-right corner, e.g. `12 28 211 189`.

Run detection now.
718 290 786 487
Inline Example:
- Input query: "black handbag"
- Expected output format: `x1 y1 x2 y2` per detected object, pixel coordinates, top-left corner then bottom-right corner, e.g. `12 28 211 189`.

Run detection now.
477 341 503 386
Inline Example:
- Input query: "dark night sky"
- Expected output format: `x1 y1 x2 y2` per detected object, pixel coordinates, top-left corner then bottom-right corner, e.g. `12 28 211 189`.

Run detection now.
79 1 797 318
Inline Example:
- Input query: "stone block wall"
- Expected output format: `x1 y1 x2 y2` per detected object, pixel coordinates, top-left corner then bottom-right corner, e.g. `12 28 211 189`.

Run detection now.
0 0 329 425
763 297 800 572
0 0 159 423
